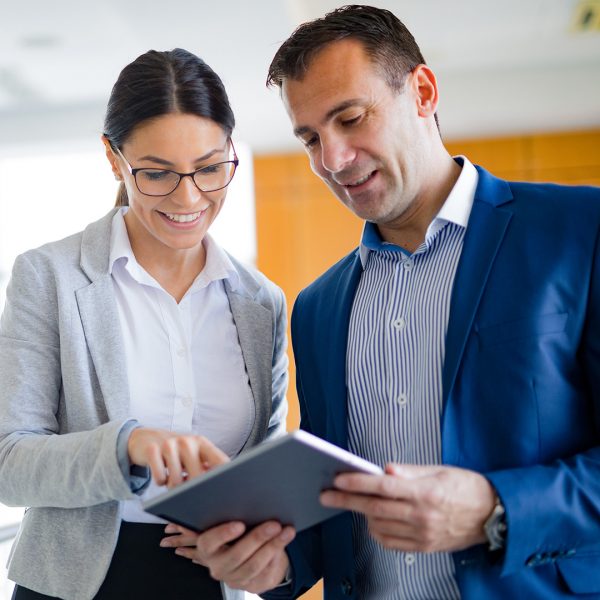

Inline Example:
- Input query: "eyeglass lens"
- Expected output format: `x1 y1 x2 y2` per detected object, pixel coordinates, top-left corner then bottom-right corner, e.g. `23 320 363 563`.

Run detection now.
135 161 237 195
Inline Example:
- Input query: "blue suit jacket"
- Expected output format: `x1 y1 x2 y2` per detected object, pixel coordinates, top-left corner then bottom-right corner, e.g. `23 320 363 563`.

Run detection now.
265 166 600 599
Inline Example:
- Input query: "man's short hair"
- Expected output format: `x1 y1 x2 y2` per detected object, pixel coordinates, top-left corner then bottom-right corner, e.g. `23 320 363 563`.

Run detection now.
267 4 427 92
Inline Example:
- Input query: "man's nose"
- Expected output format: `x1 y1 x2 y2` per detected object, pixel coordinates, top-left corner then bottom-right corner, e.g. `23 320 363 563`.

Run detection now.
320 136 355 175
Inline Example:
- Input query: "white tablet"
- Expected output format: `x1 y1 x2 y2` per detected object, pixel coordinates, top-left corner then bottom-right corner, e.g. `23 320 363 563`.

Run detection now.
143 429 382 533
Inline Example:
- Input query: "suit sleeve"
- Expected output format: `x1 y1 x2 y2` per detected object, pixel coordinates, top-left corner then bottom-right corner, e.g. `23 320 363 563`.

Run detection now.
486 224 600 576
0 252 138 508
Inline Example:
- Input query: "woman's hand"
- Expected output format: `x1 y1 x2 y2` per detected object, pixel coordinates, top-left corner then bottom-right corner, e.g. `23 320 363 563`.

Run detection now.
127 428 229 488
161 522 294 594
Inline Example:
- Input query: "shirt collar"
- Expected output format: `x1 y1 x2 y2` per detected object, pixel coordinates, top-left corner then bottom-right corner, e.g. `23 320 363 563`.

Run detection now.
109 207 240 293
358 156 478 267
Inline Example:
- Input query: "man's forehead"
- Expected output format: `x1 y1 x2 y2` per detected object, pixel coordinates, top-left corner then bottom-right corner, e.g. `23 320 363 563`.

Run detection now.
281 51 386 132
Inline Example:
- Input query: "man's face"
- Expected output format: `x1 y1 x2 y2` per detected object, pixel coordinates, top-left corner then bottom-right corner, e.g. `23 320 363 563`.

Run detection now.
282 38 431 226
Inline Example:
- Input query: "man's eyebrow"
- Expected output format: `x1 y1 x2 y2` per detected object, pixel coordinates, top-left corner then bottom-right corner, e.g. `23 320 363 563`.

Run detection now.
293 99 363 138
136 147 224 166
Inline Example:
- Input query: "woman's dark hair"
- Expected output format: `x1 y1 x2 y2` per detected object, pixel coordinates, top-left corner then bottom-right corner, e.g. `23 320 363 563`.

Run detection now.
104 48 235 206
268 5 427 94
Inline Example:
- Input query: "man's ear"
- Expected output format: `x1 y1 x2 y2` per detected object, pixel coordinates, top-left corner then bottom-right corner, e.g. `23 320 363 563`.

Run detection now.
411 64 439 118
101 135 122 181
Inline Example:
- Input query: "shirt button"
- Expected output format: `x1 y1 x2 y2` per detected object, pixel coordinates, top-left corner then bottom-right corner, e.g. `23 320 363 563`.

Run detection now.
393 317 406 331
396 393 408 406
181 395 193 408
403 259 414 271
404 553 416 566
177 347 186 358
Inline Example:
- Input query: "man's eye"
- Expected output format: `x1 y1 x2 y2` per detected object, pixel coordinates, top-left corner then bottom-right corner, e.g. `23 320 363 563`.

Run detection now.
341 115 361 126
304 136 319 149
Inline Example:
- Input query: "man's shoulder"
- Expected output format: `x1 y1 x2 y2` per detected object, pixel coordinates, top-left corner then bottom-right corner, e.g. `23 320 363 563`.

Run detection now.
474 166 600 226
479 166 600 207
507 178 600 201
505 179 600 229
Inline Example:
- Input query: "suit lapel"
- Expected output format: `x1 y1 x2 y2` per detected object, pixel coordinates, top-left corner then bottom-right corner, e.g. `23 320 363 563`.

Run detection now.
322 254 363 449
226 287 272 450
442 168 513 421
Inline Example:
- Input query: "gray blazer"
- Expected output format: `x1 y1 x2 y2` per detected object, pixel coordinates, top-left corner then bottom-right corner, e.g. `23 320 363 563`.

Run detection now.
0 209 288 600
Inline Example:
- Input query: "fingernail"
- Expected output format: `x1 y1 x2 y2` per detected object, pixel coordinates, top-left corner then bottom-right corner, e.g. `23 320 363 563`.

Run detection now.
175 548 184 555
164 524 177 533
159 538 170 547
229 522 245 536
264 523 280 536
279 529 295 543
334 474 347 487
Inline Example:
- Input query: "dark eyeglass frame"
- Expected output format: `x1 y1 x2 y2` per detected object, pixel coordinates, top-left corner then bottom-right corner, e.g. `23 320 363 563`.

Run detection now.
110 138 239 196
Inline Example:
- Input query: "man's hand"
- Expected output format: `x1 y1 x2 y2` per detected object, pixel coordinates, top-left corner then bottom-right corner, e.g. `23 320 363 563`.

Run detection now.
127 428 229 488
321 464 496 553
164 521 295 594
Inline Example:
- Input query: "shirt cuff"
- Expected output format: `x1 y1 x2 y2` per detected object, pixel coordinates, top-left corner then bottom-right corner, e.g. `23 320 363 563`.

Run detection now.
272 564 293 588
117 420 151 494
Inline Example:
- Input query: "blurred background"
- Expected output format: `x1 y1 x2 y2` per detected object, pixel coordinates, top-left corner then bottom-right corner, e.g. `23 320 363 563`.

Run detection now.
1 1 599 598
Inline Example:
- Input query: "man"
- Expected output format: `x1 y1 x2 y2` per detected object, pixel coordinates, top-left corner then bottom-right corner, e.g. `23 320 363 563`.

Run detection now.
177 5 600 598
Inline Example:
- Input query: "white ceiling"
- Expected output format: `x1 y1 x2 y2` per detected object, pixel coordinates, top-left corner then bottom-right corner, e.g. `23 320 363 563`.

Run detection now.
1 0 599 154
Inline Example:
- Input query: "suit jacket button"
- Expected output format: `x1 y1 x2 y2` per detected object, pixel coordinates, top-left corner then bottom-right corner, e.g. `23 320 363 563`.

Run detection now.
340 578 353 595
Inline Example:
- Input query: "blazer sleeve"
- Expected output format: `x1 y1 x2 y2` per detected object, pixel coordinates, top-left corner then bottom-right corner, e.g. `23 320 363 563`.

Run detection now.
265 286 289 440
486 224 600 576
0 252 137 508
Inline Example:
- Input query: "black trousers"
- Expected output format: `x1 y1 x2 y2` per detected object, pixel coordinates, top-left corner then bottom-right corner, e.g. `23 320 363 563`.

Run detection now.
12 521 223 600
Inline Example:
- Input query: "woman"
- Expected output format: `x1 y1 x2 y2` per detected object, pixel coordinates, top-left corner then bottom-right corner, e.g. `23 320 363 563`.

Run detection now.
0 49 288 600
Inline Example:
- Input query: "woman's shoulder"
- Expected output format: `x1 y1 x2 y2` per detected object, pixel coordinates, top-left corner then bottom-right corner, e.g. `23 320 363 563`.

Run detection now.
226 253 285 305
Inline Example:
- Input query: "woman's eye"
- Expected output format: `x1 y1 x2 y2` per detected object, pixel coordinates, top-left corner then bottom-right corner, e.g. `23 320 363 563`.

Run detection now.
141 170 170 181
199 164 223 175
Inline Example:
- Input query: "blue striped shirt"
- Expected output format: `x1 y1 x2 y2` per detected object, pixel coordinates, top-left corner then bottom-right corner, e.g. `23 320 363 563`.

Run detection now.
346 157 478 599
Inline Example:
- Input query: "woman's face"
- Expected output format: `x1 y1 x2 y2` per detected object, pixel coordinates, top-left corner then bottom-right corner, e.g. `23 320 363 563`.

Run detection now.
106 112 232 257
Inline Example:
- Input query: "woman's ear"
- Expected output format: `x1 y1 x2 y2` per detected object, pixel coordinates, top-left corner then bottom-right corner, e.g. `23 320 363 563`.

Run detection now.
101 135 122 181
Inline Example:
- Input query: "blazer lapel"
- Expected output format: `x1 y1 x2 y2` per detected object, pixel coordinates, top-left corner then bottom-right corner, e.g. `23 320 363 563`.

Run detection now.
226 284 273 450
76 209 129 422
442 168 513 459
76 277 130 421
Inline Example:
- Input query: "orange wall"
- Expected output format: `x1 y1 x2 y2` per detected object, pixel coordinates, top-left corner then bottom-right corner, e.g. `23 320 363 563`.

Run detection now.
253 128 600 599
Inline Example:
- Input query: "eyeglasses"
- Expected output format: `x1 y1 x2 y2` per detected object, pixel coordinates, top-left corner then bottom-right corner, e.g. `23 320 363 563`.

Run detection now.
112 140 239 196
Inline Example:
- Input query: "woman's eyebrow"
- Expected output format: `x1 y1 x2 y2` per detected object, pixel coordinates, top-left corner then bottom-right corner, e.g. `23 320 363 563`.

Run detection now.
136 147 225 166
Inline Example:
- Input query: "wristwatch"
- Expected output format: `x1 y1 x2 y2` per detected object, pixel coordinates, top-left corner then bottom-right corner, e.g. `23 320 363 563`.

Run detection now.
483 496 507 551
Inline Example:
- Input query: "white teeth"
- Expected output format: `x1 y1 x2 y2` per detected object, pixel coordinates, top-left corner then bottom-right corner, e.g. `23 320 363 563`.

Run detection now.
348 173 371 187
163 211 202 223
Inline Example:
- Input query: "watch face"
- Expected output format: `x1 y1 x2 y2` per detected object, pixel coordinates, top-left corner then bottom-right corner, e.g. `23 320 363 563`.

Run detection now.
484 502 506 550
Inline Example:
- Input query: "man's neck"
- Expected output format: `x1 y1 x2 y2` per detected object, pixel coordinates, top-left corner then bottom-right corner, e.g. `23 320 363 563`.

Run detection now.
378 154 461 253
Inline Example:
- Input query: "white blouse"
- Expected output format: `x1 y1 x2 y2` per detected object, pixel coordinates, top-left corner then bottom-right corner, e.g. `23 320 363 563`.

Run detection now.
109 208 255 523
